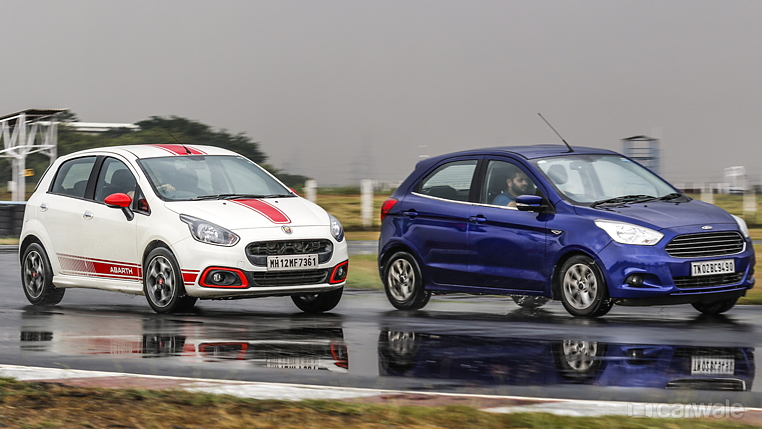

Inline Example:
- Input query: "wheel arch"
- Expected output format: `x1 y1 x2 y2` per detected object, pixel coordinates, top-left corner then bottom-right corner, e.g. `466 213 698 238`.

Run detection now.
142 240 174 267
378 241 423 281
550 249 605 300
19 235 43 264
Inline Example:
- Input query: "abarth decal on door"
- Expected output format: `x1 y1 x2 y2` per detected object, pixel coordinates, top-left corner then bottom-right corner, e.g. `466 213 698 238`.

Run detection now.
232 199 291 224
151 144 207 155
57 254 142 281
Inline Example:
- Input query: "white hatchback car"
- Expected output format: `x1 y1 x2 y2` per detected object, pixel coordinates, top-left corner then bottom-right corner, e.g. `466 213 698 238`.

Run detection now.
19 144 348 313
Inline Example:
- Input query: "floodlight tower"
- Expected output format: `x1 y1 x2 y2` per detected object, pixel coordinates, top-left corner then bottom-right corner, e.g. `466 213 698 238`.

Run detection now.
0 109 66 201
622 135 660 175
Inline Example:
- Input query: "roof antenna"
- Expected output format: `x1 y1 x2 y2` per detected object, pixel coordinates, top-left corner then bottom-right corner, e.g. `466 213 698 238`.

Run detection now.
538 113 574 153
167 132 192 155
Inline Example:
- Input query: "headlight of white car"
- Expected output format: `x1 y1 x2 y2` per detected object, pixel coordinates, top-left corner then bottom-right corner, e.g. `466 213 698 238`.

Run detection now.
732 214 750 238
595 220 663 246
329 214 344 242
180 214 240 246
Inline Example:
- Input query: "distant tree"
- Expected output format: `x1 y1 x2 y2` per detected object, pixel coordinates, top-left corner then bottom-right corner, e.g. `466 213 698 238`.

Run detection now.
134 116 266 163
4 111 280 189
259 163 311 190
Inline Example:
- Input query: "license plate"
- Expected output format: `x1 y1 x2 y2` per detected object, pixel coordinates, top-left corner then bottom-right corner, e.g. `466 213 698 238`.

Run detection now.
691 356 734 375
267 254 319 271
266 357 320 370
691 259 735 276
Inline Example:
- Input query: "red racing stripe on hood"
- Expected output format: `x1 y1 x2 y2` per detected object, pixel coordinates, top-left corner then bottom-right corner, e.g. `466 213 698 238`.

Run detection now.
232 199 291 224
151 144 207 155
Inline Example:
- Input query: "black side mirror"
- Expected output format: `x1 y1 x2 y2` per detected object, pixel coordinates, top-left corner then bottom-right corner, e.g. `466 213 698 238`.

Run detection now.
516 194 550 213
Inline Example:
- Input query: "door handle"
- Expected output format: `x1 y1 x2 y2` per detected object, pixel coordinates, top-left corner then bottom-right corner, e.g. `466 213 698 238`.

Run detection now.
402 210 419 218
39 203 48 212
469 215 487 223
83 211 94 220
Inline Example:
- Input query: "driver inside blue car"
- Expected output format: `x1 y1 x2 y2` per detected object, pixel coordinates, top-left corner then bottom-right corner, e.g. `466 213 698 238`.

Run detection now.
492 169 532 207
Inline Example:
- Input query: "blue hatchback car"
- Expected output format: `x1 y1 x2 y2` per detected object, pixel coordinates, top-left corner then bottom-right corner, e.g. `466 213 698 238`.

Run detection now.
378 145 755 317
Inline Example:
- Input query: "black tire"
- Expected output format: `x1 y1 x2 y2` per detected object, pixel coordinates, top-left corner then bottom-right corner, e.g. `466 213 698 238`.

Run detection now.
692 298 738 315
383 251 431 311
511 295 550 309
558 255 613 318
21 242 65 305
143 247 196 314
291 287 343 313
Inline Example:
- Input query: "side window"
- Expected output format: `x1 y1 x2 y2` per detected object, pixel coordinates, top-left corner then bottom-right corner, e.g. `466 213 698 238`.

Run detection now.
482 160 537 207
416 160 477 202
133 186 151 215
50 156 97 198
94 158 137 202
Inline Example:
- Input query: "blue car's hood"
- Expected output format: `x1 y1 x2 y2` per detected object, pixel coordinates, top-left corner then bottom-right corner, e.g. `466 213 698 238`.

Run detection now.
575 199 737 230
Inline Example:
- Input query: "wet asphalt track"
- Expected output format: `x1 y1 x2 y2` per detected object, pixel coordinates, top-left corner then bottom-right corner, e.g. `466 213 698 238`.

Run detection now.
2 246 762 408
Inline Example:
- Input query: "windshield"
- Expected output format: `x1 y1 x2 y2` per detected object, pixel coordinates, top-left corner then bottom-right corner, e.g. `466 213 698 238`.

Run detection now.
138 155 293 201
531 154 678 205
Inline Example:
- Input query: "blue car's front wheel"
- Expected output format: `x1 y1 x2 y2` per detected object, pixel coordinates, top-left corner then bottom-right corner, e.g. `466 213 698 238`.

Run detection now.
559 255 613 318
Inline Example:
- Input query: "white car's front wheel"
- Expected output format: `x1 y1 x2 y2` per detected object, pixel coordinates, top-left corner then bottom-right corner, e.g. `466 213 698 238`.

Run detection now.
143 247 197 314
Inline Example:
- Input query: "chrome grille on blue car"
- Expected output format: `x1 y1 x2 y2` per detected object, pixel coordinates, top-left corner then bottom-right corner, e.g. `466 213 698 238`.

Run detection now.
665 231 745 258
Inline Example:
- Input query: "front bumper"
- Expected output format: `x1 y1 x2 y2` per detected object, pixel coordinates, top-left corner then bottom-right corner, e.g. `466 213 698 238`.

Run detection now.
596 228 755 304
170 226 349 299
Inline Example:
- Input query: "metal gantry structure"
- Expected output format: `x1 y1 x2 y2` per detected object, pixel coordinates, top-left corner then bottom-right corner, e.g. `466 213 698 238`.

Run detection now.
0 109 67 201
621 135 661 175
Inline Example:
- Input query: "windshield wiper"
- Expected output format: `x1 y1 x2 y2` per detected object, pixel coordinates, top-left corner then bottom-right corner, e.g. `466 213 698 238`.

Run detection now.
193 193 296 201
193 195 225 200
655 192 685 201
590 194 655 208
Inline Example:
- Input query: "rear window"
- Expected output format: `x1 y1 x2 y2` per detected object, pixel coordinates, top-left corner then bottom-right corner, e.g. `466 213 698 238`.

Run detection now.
415 160 478 202
49 156 96 198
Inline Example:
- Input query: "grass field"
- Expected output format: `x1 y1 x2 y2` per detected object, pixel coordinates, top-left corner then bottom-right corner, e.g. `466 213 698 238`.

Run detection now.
0 378 756 429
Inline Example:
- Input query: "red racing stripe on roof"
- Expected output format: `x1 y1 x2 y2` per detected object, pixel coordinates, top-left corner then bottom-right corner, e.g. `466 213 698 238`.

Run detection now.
232 199 291 224
151 144 207 155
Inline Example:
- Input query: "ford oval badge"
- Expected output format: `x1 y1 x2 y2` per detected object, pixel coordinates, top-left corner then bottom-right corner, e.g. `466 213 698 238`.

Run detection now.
282 226 293 234
701 225 713 230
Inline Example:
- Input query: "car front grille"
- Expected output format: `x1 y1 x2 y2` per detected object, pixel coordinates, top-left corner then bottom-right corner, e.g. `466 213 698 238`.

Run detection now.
665 232 745 258
246 240 333 266
250 269 329 287
673 272 745 289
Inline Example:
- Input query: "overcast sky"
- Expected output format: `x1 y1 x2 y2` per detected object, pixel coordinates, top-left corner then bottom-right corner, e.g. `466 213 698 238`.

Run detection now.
2 0 761 186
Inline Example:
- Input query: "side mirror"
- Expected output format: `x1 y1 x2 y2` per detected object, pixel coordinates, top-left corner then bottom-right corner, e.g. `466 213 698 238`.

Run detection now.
104 193 135 221
516 194 549 213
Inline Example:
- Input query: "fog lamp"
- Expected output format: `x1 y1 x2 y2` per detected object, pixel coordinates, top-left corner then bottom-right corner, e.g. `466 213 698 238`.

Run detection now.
626 274 644 287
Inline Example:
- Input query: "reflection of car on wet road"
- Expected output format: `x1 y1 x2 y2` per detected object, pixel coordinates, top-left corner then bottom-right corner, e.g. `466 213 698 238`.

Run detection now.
19 144 348 313
378 330 755 391
378 145 755 317
19 310 348 373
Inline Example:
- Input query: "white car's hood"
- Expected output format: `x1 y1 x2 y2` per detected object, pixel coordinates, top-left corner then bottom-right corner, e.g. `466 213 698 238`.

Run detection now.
163 197 329 230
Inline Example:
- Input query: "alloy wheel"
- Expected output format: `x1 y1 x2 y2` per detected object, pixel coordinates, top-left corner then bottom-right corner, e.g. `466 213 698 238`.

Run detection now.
562 263 598 310
23 250 45 299
388 258 415 301
146 256 176 307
